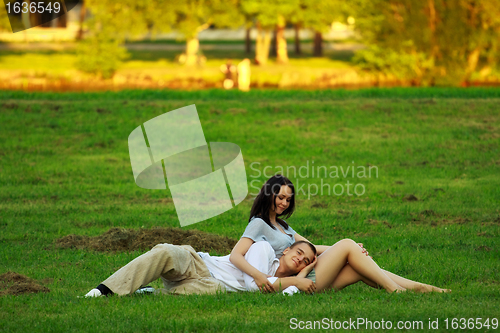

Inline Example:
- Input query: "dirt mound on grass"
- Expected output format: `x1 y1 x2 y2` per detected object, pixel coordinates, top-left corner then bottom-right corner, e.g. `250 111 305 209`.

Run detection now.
55 227 238 254
0 272 50 296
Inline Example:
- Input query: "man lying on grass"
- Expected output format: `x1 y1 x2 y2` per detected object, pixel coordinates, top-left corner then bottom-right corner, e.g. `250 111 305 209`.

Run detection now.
84 240 317 297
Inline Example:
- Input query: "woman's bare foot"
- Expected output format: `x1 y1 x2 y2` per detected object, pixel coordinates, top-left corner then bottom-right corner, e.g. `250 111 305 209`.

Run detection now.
429 286 451 293
393 287 407 293
415 283 450 293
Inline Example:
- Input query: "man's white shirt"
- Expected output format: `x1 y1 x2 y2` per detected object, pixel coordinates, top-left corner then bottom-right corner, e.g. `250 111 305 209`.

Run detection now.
198 241 281 292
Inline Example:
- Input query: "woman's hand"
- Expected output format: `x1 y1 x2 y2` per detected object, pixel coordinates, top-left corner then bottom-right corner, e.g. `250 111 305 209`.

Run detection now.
357 243 371 258
294 277 316 294
254 272 275 293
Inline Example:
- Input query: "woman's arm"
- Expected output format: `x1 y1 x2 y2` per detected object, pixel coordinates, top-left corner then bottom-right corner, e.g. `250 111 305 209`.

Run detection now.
294 233 330 255
294 233 369 256
229 237 275 292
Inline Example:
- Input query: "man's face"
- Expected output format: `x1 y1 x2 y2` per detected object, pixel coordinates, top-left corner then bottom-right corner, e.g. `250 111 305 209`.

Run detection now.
281 244 316 274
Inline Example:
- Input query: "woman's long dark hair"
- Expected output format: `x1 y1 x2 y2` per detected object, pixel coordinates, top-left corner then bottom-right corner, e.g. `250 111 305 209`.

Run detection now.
249 174 295 230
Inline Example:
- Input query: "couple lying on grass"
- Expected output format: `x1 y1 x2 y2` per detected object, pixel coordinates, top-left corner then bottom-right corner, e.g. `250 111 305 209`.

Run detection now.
85 175 449 297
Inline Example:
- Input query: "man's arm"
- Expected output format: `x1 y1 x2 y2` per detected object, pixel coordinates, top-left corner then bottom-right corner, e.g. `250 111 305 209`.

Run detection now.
294 233 330 255
297 259 317 278
294 234 369 256
272 277 316 294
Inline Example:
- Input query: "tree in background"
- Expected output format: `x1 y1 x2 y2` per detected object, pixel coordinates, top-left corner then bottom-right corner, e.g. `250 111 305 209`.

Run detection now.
242 0 299 64
242 11 254 54
241 0 270 65
290 0 348 57
77 0 243 76
293 23 301 55
77 0 87 40
75 35 130 79
75 0 154 78
170 0 244 66
352 0 500 85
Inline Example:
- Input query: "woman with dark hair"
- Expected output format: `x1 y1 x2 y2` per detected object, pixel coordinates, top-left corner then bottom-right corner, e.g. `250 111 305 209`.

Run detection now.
229 175 449 294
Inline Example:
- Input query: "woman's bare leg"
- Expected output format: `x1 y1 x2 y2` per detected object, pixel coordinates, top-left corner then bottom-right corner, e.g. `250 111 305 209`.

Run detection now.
382 270 450 293
330 265 449 293
314 239 405 292
322 246 449 293
330 264 381 290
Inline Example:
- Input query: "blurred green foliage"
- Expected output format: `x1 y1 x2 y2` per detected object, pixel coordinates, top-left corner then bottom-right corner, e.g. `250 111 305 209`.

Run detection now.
290 0 348 32
353 43 433 83
351 0 500 86
71 0 500 84
75 34 129 79
77 0 244 75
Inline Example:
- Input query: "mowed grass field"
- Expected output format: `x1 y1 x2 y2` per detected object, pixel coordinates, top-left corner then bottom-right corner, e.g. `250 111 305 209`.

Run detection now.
0 88 499 332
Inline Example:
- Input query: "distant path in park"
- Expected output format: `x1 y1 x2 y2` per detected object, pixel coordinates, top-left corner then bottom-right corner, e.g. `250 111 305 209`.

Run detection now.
0 42 365 52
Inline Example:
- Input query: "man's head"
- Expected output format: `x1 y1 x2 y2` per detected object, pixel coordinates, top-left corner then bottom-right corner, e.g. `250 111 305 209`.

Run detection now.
279 241 317 275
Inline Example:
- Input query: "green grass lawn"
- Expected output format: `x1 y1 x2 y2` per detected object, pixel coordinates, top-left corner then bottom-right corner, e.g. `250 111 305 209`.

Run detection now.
0 88 499 332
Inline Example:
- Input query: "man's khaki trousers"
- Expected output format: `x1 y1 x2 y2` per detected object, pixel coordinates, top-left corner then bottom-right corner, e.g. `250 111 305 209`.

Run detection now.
102 243 224 295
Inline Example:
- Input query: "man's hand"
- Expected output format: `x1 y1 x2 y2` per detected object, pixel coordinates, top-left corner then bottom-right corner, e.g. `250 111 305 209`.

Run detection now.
254 272 275 293
294 277 316 294
297 256 317 278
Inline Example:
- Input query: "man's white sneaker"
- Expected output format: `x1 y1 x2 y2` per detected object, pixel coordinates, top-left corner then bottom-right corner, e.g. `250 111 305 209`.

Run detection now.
135 286 155 295
84 288 103 297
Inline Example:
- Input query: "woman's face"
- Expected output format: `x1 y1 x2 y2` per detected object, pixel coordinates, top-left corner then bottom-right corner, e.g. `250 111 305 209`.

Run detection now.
271 185 293 215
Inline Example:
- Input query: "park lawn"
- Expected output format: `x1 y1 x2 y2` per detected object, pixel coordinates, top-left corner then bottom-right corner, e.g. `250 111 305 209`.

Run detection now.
0 88 499 332
0 47 356 88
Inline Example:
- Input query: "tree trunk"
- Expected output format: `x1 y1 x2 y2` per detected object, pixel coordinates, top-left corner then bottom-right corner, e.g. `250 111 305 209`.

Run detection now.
255 23 263 64
77 1 86 40
276 16 288 64
313 31 322 57
271 28 277 57
294 23 301 55
462 2 480 84
255 23 271 65
181 24 209 66
464 47 481 82
262 31 271 64
21 3 31 30
57 15 67 28
245 27 251 54
184 38 200 66
428 0 439 61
